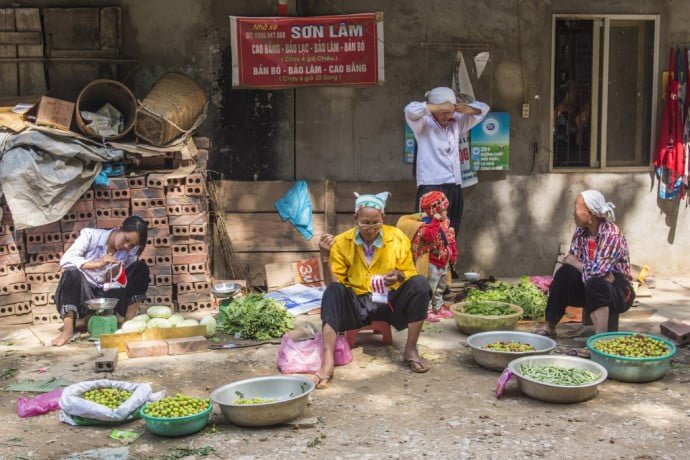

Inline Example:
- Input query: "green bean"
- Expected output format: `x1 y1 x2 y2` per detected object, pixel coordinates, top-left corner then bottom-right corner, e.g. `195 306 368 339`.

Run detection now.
520 363 600 385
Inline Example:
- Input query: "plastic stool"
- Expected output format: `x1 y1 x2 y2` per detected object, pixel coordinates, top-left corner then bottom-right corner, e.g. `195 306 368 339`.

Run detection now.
345 320 393 348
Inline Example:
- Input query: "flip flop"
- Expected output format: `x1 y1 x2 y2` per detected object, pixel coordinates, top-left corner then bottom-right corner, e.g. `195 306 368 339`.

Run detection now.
567 348 591 359
533 328 556 338
314 373 333 389
425 311 441 322
405 358 431 373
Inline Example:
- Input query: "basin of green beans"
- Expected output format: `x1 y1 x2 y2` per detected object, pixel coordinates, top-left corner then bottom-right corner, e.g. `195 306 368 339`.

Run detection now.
520 363 601 386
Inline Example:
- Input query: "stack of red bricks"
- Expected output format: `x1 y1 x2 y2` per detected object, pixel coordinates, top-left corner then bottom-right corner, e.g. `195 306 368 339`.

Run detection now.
0 138 213 325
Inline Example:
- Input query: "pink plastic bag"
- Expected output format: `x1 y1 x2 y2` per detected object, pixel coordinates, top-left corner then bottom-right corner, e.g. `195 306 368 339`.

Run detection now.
16 387 64 418
278 334 323 374
333 336 353 366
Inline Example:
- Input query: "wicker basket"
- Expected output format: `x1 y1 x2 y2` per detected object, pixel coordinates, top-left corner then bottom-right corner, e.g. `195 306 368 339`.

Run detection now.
135 73 208 146
75 79 137 140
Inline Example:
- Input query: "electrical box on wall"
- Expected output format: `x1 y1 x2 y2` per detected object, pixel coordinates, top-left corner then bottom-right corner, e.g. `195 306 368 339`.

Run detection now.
522 103 530 119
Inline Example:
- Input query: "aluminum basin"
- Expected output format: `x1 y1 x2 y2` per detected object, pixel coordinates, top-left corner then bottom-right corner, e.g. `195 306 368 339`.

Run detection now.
467 331 557 372
211 282 241 299
211 375 314 427
85 298 118 312
507 355 608 404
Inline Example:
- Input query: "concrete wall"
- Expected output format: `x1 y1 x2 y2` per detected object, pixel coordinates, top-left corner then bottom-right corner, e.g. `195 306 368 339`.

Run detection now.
1 0 688 276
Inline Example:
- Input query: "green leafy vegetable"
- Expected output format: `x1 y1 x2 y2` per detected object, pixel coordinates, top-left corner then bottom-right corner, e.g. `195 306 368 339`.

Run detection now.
464 276 546 321
217 294 294 340
462 301 515 316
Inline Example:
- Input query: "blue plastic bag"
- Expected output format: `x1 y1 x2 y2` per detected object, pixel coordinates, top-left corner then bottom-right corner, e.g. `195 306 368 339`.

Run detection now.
274 180 313 240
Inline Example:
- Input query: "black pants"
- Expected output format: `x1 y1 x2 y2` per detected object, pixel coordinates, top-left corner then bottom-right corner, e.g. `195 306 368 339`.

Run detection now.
545 264 634 330
416 184 463 238
54 260 150 319
321 275 430 332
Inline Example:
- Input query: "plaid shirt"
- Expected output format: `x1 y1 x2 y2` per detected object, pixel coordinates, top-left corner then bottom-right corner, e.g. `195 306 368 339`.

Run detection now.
569 222 632 282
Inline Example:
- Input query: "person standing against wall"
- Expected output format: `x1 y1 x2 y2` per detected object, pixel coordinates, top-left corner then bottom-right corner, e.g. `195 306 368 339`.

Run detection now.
404 87 489 276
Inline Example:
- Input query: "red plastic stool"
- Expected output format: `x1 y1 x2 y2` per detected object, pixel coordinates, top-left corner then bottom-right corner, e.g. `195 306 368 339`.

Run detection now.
345 321 393 348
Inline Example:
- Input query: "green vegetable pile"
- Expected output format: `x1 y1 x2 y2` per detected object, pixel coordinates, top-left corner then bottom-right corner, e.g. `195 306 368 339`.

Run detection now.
143 393 210 418
592 334 669 358
520 363 600 386
82 388 133 409
217 294 295 341
463 301 515 316
483 341 535 352
464 276 547 321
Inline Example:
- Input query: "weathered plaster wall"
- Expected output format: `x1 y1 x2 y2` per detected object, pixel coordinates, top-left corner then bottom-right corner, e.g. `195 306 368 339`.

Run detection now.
1 0 687 276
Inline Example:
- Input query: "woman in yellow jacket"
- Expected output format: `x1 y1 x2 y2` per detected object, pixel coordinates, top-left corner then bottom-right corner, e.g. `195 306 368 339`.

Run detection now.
315 192 431 389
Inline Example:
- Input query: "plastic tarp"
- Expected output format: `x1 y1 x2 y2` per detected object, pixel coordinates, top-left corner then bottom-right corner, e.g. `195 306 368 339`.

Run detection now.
274 180 314 240
0 129 123 229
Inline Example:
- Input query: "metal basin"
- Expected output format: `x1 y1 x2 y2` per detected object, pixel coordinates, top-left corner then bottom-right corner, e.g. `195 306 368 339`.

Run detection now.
84 298 118 312
466 331 557 372
211 282 241 299
507 355 608 404
211 375 315 427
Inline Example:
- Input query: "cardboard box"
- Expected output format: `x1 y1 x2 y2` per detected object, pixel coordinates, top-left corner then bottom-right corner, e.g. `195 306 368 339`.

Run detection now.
265 257 325 291
35 96 74 130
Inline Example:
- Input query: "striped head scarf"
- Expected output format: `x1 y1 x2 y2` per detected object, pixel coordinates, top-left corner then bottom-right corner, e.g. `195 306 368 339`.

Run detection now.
581 190 616 222
354 192 390 213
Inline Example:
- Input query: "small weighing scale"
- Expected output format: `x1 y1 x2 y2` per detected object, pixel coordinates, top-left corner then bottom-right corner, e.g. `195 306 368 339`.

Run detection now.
85 298 119 340
211 282 241 308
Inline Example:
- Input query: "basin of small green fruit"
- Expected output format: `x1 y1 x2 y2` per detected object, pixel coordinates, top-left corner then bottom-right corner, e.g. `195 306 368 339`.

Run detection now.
586 332 676 383
140 393 212 436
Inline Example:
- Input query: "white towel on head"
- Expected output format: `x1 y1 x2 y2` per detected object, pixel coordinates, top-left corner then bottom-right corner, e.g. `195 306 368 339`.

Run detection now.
424 87 456 105
581 190 616 222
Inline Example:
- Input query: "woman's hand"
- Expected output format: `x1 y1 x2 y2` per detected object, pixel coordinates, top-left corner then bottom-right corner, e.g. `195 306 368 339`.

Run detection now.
319 234 334 260
383 270 403 286
604 273 615 284
455 103 481 115
99 253 117 268
562 253 584 272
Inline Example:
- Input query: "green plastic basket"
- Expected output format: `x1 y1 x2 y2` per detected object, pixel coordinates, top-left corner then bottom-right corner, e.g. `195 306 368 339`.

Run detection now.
140 402 212 437
586 332 677 383
70 407 142 426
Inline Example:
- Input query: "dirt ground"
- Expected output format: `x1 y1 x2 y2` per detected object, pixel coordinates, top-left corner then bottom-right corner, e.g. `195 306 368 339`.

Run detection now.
1 279 689 460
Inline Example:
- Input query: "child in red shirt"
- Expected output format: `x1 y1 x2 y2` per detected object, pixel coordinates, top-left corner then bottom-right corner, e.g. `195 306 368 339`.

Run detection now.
411 191 458 321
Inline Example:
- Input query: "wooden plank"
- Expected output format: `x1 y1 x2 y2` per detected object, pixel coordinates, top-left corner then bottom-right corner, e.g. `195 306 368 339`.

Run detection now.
214 180 326 212
47 49 119 58
15 8 45 96
0 9 18 96
224 213 325 252
99 7 121 50
43 8 100 50
0 31 40 45
236 251 319 287
335 182 417 214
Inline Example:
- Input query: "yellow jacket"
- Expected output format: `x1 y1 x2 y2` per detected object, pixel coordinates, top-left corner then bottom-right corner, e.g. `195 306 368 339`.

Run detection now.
329 225 418 295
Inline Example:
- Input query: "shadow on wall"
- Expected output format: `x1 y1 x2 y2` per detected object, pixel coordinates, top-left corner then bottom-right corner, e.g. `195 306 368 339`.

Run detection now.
649 170 683 245
457 174 646 277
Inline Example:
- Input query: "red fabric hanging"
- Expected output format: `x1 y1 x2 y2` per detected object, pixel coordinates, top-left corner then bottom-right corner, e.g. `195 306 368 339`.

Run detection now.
654 48 685 186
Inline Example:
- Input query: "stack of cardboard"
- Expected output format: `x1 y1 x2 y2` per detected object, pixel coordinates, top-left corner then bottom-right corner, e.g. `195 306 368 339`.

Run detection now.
0 137 212 324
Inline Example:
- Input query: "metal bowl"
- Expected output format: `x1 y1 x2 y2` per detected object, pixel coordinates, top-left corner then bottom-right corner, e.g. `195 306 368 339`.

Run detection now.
211 375 315 427
211 282 241 299
464 272 480 281
466 331 557 372
586 332 677 383
84 298 119 311
507 355 608 404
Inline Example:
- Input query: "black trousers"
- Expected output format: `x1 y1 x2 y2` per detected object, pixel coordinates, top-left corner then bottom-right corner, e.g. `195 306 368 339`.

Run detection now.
54 260 150 319
545 264 634 330
321 275 430 332
416 184 463 238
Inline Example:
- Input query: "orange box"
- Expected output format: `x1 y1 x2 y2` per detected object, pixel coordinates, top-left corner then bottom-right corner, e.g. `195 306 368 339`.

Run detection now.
35 96 75 131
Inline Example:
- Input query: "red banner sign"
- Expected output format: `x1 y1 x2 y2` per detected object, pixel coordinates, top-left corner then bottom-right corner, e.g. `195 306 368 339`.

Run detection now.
230 13 384 89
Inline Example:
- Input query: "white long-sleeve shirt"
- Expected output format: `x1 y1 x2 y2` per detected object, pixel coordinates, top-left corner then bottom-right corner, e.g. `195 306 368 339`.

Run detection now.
60 228 139 287
404 101 490 186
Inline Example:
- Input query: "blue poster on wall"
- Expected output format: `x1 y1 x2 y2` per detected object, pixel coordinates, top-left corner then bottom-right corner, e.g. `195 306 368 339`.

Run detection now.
470 112 510 170
404 121 415 164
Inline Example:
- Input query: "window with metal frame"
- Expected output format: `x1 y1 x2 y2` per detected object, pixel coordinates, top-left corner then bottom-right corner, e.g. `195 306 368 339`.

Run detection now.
551 14 659 171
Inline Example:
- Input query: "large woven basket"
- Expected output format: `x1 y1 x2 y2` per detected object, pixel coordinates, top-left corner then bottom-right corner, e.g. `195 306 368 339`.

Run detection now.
75 79 137 140
135 73 207 146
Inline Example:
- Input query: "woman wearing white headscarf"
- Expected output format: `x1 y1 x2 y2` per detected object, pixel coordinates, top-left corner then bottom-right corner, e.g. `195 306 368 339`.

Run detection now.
404 87 489 269
536 190 635 339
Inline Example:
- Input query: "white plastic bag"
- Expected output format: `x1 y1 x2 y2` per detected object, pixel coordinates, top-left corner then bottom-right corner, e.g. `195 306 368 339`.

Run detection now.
58 379 164 426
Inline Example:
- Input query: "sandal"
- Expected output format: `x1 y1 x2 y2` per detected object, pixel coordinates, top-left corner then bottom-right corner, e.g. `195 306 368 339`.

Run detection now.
533 327 556 338
567 348 591 359
314 373 333 389
425 310 441 322
437 305 454 319
404 357 431 373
